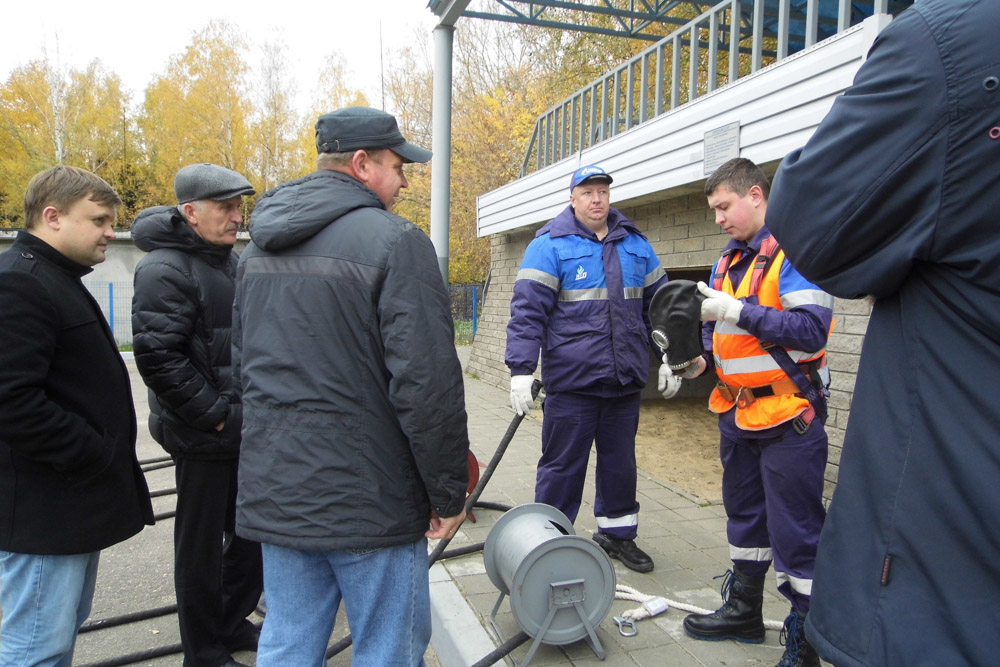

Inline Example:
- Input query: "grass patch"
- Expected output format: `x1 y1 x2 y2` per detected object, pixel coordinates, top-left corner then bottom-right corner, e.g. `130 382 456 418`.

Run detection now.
454 320 475 345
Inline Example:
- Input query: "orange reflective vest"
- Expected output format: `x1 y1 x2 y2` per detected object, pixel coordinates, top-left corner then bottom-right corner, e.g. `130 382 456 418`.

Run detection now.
708 240 829 431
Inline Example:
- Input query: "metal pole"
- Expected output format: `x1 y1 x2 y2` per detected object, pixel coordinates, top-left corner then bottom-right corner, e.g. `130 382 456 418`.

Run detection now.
430 24 455 285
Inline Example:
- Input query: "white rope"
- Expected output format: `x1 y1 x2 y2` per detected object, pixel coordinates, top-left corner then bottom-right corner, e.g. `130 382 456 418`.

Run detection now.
614 583 784 631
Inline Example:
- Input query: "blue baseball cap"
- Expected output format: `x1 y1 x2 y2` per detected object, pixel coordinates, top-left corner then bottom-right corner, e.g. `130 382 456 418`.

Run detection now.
569 165 614 191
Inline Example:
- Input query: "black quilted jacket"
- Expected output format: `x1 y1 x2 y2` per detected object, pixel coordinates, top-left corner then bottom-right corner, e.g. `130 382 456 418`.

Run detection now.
131 206 242 459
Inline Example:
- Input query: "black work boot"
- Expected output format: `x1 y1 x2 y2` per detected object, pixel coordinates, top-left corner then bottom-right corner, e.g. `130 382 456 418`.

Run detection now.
592 533 654 573
683 569 766 643
777 608 821 667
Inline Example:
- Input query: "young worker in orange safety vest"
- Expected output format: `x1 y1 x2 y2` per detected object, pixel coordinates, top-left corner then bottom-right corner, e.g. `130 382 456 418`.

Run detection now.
669 158 833 667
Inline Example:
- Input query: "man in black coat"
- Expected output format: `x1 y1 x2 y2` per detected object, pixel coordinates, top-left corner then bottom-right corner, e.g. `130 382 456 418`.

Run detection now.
132 164 262 667
0 165 154 666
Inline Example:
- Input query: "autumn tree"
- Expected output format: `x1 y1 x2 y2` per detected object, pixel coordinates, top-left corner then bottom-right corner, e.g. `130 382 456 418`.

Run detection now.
385 20 579 284
140 20 254 207
0 58 137 225
249 41 300 194
383 42 433 238
287 52 372 177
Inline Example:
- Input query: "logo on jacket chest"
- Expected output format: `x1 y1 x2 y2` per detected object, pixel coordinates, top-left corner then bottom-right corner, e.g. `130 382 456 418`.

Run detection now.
575 264 588 280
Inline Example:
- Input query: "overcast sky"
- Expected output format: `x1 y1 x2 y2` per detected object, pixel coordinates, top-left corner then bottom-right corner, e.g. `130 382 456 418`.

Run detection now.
2 0 441 113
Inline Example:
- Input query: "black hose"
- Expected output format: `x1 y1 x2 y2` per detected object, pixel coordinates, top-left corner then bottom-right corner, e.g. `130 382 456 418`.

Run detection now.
327 386 540 660
137 455 172 466
473 501 513 513
428 381 541 567
75 642 183 667
78 604 177 633
140 461 175 473
470 630 531 667
440 541 485 559
149 487 177 499
324 634 352 660
152 510 175 522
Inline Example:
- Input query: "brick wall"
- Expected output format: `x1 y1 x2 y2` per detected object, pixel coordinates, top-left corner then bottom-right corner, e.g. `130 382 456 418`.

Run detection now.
467 194 869 502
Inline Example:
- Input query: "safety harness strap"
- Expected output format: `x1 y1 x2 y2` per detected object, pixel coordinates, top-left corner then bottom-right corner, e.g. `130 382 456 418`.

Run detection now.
711 237 781 293
715 235 827 434
712 249 736 290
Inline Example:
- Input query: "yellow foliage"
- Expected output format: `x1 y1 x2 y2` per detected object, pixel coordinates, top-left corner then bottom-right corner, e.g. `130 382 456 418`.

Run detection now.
139 20 254 210
1 10 680 262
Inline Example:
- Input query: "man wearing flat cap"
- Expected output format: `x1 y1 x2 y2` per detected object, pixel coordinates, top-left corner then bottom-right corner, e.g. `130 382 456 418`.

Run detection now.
233 107 469 664
131 164 263 667
506 164 671 573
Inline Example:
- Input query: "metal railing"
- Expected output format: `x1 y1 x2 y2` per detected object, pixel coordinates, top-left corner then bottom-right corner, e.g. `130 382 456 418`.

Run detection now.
521 0 906 175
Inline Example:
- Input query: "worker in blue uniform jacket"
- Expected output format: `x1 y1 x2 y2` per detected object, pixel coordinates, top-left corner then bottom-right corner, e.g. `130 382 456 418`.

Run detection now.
505 164 674 573
766 1 1000 664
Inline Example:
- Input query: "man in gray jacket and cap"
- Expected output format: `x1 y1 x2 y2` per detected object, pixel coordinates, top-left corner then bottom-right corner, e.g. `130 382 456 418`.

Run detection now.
132 164 262 667
233 107 469 665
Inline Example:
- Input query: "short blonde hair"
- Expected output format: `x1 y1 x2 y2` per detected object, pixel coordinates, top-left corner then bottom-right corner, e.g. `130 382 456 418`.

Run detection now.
24 166 121 229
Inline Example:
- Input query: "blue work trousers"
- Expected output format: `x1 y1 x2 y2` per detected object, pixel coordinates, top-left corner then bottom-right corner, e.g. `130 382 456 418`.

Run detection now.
721 415 828 611
535 390 641 540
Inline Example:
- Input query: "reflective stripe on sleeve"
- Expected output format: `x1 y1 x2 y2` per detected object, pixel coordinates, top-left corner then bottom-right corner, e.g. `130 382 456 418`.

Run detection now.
781 288 834 310
516 267 560 292
644 265 665 286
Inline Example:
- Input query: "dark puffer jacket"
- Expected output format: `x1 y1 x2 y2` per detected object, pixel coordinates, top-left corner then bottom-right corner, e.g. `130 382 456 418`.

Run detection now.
234 169 469 551
131 206 242 460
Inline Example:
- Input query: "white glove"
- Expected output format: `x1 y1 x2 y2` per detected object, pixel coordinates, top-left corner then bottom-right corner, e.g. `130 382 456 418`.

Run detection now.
677 356 708 379
510 375 536 416
697 281 744 324
657 356 682 399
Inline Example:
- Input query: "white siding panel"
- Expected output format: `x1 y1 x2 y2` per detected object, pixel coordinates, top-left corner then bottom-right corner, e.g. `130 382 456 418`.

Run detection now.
477 17 887 238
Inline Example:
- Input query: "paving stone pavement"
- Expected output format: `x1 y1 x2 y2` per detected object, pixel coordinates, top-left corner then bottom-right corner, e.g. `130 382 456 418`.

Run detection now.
431 347 809 667
33 349 821 666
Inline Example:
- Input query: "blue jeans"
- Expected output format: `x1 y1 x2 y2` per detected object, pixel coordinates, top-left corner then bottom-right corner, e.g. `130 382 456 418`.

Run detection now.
0 550 100 667
257 540 430 667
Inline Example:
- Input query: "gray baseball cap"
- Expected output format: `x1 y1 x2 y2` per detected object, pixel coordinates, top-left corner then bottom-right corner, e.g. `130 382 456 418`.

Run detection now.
315 107 432 164
174 164 255 204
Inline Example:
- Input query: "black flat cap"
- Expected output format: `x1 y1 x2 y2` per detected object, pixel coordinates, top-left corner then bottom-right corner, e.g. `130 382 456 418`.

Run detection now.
315 107 432 164
174 164 255 204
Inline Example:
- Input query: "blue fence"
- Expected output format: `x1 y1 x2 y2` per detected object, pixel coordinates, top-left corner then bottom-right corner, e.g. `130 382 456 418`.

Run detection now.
83 281 484 348
450 283 484 345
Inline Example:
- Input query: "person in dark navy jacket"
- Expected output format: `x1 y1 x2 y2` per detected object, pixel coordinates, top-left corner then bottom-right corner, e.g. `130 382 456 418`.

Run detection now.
767 1 1000 664
0 166 153 666
506 165 672 572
